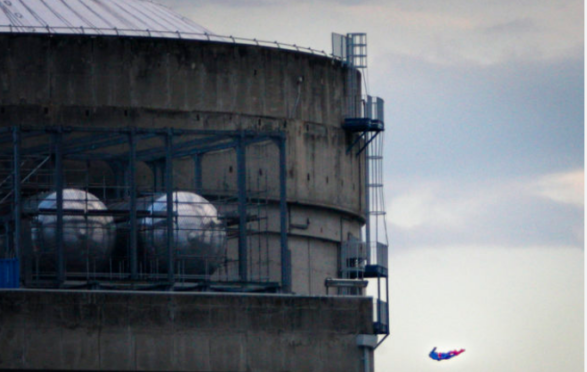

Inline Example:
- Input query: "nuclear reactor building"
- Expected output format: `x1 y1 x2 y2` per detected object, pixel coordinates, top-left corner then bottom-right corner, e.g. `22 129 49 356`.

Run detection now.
0 1 389 371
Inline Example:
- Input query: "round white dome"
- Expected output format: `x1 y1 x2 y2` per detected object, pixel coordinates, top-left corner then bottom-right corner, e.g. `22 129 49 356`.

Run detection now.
0 0 218 40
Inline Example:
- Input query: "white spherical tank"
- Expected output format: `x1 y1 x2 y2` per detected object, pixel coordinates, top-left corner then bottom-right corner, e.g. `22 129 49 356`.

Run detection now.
24 189 116 272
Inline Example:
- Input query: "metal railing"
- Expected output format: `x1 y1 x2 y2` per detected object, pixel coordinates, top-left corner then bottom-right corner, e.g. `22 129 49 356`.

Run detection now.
367 242 388 269
373 298 389 332
340 239 368 278
0 25 340 60
365 96 385 124
342 239 388 271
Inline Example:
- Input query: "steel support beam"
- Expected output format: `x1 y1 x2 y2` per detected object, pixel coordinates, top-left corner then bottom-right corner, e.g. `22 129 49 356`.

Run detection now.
278 136 291 293
128 129 138 280
193 154 202 194
12 126 21 260
357 131 380 156
165 129 174 285
237 133 248 283
138 135 228 162
54 129 65 286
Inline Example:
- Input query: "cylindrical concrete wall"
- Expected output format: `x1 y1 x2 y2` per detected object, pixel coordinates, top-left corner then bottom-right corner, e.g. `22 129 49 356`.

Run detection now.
0 34 365 294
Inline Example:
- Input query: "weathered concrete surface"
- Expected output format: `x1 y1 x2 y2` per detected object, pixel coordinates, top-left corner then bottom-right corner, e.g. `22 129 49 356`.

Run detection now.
0 34 364 218
0 34 366 295
0 289 374 371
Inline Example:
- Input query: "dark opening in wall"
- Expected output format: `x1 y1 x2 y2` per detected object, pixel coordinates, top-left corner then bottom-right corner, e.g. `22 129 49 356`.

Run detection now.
307 173 310 181
229 166 233 173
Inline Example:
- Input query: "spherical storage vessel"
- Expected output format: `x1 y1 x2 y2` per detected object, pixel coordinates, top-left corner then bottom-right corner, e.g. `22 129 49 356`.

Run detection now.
109 192 226 276
0 0 365 294
22 189 116 273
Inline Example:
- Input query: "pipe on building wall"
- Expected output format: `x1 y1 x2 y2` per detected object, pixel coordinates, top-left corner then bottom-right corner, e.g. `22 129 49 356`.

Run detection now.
357 335 377 372
289 76 304 119
363 347 370 372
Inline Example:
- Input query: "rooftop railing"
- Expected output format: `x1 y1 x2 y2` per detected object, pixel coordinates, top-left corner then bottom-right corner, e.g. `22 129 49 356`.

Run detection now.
0 25 341 60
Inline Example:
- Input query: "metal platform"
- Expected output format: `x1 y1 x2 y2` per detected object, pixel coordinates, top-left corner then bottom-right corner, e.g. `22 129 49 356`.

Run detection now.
343 118 384 132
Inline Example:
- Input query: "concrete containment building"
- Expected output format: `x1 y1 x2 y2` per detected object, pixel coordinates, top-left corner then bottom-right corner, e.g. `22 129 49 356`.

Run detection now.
0 1 389 371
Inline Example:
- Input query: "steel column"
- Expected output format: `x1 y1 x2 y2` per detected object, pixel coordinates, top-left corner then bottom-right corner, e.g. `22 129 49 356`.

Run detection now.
193 154 202 194
54 129 65 286
237 133 248 282
110 162 124 199
12 126 21 261
165 129 174 284
128 129 138 280
278 136 291 293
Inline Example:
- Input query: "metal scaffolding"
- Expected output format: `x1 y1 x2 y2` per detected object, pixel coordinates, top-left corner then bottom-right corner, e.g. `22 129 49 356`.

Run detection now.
0 125 291 293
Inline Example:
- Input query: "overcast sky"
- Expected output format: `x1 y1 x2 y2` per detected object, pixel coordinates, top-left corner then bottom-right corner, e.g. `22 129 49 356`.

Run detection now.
161 1 583 370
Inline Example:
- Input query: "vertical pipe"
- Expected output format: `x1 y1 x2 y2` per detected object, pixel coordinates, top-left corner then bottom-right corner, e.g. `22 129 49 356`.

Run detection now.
363 347 370 372
385 272 390 333
129 129 138 280
278 136 290 293
12 126 21 261
165 129 174 285
237 133 247 283
377 271 381 329
54 129 64 286
193 154 202 194
364 133 371 250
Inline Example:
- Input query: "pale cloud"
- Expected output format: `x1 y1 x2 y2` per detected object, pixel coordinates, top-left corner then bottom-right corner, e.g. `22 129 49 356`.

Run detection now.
387 184 481 230
386 172 584 248
376 245 584 372
530 169 584 207
164 0 583 66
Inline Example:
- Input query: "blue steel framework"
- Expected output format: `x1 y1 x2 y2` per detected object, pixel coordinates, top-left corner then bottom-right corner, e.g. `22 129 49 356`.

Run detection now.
1 125 291 293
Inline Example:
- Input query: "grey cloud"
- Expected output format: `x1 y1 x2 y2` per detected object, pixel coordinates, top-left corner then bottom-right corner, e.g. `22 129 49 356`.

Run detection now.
377 51 583 181
386 178 584 250
481 18 539 35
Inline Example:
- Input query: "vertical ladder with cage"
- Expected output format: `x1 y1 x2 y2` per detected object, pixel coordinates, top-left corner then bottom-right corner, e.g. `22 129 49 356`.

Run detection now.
332 32 390 335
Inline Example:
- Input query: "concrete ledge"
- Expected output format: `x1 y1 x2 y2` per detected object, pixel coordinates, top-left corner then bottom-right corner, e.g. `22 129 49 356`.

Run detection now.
0 289 374 371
